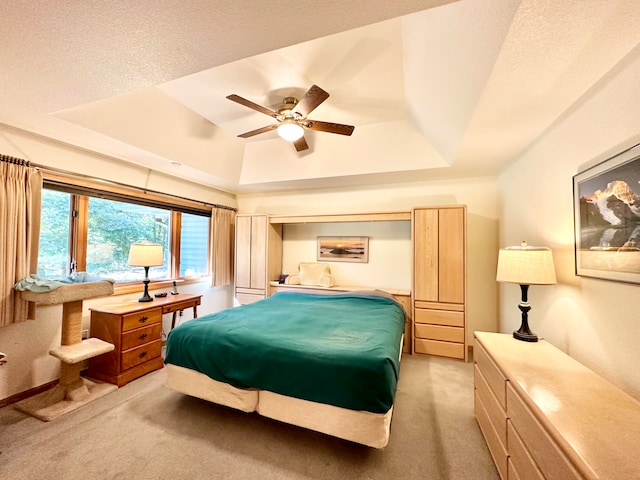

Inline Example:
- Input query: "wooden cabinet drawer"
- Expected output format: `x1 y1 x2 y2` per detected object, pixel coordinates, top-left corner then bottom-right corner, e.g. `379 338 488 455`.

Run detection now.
414 308 464 327
507 383 583 480
122 308 162 332
508 459 522 480
415 323 464 342
474 365 507 448
414 338 464 359
507 419 544 480
121 340 162 371
121 323 162 351
475 392 508 480
474 341 507 409
236 293 265 305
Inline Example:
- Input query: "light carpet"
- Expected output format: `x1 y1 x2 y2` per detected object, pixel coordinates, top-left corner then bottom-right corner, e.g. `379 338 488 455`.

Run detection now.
0 354 499 479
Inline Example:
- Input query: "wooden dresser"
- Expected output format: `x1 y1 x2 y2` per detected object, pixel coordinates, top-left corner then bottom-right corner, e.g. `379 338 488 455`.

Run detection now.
474 331 640 480
88 293 201 386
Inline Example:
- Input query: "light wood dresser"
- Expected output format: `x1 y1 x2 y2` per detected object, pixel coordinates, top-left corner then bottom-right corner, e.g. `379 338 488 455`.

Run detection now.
88 293 201 386
474 331 640 480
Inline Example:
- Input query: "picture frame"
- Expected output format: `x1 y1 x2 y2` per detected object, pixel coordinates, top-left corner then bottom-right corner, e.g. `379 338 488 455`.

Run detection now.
573 144 640 283
317 236 369 263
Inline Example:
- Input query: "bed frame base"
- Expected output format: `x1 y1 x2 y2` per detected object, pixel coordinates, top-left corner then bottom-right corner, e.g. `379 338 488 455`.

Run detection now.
165 364 392 448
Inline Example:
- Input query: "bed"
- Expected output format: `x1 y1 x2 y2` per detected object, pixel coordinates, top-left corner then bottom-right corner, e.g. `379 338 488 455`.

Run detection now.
164 290 406 448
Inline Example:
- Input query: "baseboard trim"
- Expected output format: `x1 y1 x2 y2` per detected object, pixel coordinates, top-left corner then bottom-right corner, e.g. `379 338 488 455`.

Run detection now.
0 379 59 409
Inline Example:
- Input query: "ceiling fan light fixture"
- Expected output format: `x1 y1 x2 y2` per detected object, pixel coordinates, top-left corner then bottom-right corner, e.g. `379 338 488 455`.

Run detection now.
277 122 304 142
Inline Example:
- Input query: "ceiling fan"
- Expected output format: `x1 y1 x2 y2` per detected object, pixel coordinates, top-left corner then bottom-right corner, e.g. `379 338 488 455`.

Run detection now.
226 85 354 152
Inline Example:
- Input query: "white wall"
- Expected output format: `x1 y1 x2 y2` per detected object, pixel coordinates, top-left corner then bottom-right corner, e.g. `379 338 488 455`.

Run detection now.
0 127 236 402
282 221 412 290
497 44 640 400
238 177 500 348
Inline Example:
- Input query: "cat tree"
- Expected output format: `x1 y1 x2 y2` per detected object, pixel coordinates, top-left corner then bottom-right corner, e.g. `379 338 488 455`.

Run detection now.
16 280 117 421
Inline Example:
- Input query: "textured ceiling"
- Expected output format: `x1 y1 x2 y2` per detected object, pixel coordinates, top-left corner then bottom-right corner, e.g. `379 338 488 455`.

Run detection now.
2 0 640 193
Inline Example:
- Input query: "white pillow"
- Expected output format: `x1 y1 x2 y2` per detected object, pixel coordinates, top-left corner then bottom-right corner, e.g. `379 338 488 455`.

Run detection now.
289 262 335 287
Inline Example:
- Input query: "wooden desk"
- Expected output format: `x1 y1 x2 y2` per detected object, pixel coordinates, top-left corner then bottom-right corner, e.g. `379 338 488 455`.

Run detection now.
88 293 202 386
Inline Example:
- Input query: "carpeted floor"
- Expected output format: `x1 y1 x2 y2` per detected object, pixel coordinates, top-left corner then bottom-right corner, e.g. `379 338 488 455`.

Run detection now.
0 354 499 480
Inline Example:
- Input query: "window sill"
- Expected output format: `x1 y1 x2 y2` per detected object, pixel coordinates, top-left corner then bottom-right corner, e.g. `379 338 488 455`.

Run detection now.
113 277 209 296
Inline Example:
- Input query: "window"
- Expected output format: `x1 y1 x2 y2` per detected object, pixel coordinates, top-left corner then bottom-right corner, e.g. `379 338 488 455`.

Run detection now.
37 180 211 286
87 198 171 281
179 213 210 277
38 189 71 279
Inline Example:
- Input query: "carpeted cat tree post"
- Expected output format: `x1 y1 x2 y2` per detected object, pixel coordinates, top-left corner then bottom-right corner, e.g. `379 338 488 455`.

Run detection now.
15 281 117 421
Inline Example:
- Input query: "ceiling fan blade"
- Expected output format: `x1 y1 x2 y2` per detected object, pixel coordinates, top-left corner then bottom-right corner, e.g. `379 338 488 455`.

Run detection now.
226 94 278 118
237 124 279 138
292 85 329 117
293 136 309 152
305 120 354 136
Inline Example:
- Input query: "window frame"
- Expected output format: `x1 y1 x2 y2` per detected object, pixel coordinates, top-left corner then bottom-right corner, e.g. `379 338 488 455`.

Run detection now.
41 173 213 295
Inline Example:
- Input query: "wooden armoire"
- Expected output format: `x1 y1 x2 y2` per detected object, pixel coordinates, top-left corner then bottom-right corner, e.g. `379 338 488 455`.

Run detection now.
412 206 467 360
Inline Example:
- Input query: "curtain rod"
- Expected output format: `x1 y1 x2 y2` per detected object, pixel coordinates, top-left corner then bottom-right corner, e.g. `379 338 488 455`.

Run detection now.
1 152 237 212
0 153 30 166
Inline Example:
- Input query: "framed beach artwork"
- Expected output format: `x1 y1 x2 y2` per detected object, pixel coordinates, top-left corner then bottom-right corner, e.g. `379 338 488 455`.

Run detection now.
573 144 640 283
317 236 369 263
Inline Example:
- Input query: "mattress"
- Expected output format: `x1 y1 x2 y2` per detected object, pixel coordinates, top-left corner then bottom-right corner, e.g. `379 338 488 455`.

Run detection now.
164 291 405 413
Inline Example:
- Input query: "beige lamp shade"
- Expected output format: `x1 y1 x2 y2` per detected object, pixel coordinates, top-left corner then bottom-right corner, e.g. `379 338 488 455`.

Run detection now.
496 242 556 285
127 242 164 267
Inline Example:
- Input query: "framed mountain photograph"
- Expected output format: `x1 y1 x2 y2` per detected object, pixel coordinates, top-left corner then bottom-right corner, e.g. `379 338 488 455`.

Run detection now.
573 144 640 283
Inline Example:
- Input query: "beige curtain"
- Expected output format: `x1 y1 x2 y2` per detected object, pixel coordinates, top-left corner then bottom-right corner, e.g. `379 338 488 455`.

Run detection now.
1 159 42 326
210 207 235 287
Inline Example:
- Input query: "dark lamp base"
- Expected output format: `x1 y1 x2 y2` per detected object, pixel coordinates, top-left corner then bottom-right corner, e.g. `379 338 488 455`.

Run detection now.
513 330 538 342
513 283 538 342
138 274 153 302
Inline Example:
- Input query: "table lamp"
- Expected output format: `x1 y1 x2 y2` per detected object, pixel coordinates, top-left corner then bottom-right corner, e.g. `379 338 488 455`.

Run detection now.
128 242 164 302
496 241 556 342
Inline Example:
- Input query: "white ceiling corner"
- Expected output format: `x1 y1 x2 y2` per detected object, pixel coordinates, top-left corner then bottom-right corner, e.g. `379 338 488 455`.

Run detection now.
2 0 640 193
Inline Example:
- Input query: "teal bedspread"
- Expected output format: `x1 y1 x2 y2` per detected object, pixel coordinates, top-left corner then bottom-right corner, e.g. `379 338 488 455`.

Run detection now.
165 291 405 413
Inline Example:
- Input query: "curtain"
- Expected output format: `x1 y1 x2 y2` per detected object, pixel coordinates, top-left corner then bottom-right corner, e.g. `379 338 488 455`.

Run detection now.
1 158 42 326
210 207 235 287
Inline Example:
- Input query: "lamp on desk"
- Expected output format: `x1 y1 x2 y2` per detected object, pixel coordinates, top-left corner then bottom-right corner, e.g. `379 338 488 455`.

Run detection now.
128 242 164 302
496 241 556 342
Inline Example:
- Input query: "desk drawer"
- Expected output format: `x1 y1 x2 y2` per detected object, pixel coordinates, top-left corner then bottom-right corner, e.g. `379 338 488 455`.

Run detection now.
414 308 464 327
162 298 200 314
121 323 162 351
121 340 162 371
507 383 583 480
474 341 506 409
122 308 162 332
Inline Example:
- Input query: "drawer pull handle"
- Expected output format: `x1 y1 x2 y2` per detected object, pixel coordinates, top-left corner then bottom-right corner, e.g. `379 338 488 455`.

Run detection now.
138 316 148 323
138 351 147 359
138 333 148 341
